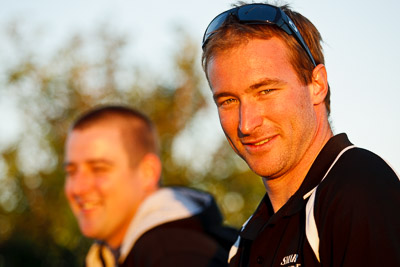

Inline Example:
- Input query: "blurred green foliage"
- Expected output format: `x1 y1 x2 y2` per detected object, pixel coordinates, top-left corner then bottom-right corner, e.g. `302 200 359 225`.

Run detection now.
0 23 265 266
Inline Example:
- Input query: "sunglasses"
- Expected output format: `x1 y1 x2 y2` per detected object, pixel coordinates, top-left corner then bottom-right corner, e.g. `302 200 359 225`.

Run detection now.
202 3 317 67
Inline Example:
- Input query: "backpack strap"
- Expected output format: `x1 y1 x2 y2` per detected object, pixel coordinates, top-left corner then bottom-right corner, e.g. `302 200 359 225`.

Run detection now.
304 145 356 262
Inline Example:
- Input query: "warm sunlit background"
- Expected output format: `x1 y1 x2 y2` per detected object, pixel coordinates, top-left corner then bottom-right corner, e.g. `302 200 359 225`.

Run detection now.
0 0 399 266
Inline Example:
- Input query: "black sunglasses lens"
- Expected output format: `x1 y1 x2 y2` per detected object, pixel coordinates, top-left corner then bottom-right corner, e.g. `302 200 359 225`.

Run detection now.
204 5 279 44
237 5 278 22
204 11 230 43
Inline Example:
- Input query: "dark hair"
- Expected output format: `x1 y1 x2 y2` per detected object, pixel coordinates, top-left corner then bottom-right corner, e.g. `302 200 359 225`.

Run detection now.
202 2 331 115
71 105 159 165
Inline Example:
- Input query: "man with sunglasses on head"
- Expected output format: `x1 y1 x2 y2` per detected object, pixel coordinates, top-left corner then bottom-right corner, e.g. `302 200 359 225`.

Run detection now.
202 2 400 266
64 105 237 267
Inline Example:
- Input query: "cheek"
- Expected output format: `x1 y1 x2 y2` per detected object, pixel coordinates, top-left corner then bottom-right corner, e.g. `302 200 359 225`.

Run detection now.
64 180 74 200
103 171 133 196
295 92 316 123
64 181 80 214
94 177 113 197
218 110 237 134
280 88 313 117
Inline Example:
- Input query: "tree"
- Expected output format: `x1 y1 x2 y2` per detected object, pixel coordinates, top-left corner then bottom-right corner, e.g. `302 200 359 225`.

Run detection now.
0 23 264 266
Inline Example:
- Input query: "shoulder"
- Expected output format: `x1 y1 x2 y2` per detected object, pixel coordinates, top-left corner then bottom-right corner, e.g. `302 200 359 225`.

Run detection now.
122 217 229 267
313 148 400 265
315 146 400 222
339 147 398 179
319 147 399 197
135 217 219 250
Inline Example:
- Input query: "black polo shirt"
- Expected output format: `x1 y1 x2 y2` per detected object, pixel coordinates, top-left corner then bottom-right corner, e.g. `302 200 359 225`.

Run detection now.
229 133 400 266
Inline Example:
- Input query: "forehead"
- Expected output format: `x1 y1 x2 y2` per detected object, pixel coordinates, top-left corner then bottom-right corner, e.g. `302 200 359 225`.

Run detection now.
66 123 127 160
207 37 294 90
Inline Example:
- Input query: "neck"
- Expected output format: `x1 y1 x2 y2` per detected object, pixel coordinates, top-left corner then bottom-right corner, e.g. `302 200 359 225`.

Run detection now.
264 115 333 213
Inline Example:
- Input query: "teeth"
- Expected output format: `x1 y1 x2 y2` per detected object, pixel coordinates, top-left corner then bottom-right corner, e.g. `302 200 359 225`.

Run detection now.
80 202 98 210
254 138 271 146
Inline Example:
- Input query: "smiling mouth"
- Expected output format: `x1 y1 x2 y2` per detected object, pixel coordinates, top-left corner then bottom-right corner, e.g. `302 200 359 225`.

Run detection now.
81 202 97 210
76 200 100 211
254 137 273 146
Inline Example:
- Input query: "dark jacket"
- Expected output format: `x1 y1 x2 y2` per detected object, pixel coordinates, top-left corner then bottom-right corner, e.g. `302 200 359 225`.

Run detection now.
86 187 238 267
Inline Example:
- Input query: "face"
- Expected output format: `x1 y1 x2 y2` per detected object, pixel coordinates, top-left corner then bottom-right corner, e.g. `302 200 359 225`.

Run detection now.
207 38 318 179
64 123 147 248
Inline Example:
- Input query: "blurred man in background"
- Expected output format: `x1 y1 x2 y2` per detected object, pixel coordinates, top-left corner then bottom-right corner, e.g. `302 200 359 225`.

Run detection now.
64 105 237 267
202 2 400 266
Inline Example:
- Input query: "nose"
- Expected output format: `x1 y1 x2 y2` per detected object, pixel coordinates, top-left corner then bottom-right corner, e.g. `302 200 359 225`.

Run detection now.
238 101 263 136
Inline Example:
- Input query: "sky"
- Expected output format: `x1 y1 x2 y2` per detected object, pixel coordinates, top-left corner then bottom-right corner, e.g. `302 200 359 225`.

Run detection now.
1 0 399 172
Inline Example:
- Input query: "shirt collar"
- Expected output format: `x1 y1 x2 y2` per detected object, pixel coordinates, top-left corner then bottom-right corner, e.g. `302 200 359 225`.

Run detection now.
240 133 353 240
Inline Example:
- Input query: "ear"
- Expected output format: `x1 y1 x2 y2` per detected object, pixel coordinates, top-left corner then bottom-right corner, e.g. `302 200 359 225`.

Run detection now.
310 64 328 106
138 153 162 191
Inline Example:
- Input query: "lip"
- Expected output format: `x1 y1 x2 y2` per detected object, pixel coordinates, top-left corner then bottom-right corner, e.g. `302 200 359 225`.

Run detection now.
242 135 277 151
75 198 101 213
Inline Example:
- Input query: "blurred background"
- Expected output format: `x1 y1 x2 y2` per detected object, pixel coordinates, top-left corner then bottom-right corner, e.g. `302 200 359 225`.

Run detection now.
0 0 399 266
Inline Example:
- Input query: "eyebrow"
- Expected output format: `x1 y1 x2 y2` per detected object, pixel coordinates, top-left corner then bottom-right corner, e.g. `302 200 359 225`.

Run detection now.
248 78 286 91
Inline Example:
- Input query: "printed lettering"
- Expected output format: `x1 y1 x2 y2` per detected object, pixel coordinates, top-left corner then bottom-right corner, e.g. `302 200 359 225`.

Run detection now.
281 254 299 265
